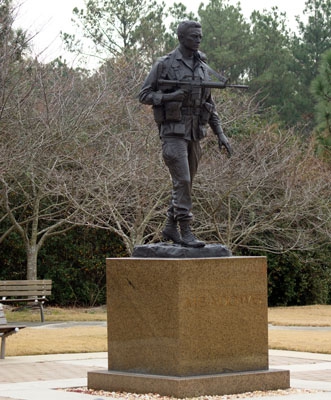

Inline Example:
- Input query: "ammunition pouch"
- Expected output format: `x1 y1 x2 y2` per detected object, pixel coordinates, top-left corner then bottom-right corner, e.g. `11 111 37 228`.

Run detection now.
153 105 165 124
164 101 182 122
153 101 183 123
199 102 215 125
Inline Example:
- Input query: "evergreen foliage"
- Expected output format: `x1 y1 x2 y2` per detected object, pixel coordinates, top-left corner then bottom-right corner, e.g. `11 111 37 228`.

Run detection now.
311 49 331 159
0 227 127 306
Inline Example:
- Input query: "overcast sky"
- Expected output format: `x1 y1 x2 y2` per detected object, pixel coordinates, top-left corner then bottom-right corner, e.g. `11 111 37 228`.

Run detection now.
14 0 308 66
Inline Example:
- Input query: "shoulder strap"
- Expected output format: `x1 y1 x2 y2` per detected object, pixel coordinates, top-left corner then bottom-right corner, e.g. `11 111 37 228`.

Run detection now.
196 51 228 84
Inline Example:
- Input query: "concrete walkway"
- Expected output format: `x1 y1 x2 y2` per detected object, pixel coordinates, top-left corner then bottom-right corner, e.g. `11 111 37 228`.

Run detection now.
0 349 331 400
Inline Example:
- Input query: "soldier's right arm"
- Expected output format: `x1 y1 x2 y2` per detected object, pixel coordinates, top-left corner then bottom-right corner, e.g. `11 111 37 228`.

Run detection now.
139 61 163 105
139 61 186 105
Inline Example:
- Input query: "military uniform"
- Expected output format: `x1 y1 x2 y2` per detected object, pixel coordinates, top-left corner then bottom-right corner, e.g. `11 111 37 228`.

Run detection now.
139 47 225 224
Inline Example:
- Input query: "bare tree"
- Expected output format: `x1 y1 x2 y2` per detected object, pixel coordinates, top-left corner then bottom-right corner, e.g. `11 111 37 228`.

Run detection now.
0 58 113 279
68 129 171 254
65 58 171 254
194 126 331 254
0 52 171 278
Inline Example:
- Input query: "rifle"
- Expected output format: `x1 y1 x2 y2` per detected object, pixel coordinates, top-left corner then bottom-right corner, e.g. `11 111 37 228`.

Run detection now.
158 79 248 90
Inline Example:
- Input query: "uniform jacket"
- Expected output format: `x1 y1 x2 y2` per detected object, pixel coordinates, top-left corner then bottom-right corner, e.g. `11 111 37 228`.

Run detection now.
139 47 223 141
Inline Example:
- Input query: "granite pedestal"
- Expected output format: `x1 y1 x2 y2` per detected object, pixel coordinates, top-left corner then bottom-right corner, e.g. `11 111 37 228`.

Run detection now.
88 255 290 396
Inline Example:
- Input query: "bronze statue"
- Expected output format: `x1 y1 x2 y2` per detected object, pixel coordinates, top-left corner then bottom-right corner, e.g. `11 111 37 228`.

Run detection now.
139 21 232 248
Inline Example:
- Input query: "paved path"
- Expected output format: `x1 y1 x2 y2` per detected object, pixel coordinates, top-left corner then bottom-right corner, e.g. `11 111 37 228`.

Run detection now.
0 349 330 400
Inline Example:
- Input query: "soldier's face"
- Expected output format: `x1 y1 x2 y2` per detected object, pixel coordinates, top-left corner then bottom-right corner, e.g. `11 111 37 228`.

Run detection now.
181 27 203 52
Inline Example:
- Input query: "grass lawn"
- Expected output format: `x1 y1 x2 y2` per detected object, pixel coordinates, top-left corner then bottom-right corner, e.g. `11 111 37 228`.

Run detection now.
5 305 108 323
2 304 331 356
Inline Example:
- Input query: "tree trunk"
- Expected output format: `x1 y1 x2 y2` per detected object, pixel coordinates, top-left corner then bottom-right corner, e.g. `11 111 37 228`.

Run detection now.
26 245 38 280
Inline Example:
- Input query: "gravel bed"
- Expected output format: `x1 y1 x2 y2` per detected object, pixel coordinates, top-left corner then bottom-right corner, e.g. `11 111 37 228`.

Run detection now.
62 387 321 399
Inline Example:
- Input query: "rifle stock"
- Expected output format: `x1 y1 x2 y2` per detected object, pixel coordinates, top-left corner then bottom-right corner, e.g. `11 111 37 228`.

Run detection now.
158 79 248 90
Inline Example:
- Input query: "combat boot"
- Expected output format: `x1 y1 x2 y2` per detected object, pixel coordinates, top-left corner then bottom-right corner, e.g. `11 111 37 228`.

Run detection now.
162 216 182 244
179 220 205 248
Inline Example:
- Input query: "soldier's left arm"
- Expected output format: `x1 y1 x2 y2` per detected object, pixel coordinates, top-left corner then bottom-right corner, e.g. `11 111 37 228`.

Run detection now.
208 97 233 157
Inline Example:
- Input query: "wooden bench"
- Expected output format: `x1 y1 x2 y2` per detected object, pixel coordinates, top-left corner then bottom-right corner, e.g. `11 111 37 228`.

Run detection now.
0 280 52 322
0 303 26 359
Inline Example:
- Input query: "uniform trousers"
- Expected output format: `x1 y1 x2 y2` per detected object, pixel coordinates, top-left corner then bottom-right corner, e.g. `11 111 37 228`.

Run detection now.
161 137 202 221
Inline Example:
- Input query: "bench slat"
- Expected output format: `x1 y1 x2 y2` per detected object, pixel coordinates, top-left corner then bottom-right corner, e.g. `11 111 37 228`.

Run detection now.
1 290 51 296
0 281 51 288
0 284 51 288
0 280 52 297
0 325 26 332
0 280 52 285
0 281 52 288
1 297 48 302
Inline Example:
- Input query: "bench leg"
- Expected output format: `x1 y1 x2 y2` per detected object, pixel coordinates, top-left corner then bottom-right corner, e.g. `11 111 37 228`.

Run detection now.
39 303 45 323
1 336 6 359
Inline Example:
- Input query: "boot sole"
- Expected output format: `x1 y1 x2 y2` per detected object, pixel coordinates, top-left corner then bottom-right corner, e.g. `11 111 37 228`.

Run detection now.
181 242 205 248
162 232 182 245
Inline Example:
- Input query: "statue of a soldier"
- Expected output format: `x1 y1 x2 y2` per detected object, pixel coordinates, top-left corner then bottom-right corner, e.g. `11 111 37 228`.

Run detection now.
139 20 232 248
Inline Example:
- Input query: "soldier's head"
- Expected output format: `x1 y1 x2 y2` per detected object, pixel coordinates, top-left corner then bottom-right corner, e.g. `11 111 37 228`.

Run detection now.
177 21 202 53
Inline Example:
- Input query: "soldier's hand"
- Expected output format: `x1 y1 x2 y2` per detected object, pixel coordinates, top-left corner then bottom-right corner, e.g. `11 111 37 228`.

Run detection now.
218 132 233 157
163 89 187 102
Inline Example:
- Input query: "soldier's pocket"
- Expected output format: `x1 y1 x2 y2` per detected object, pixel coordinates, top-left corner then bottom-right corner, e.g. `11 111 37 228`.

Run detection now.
162 139 184 164
161 123 185 137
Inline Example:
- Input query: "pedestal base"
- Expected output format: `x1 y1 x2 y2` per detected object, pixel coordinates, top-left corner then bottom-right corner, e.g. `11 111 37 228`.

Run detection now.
88 256 290 396
88 368 290 397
